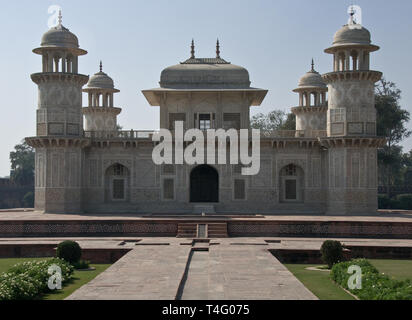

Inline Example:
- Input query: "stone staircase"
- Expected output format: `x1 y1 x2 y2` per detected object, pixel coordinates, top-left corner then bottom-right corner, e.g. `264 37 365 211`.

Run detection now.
177 223 198 238
207 223 228 238
177 222 228 238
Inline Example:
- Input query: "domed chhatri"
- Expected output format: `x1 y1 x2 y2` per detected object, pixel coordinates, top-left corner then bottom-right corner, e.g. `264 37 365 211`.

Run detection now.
324 10 379 55
87 72 115 89
292 60 327 108
292 60 328 133
295 60 327 90
33 11 87 56
159 40 251 89
82 62 122 132
41 24 79 49
86 62 118 91
333 24 371 47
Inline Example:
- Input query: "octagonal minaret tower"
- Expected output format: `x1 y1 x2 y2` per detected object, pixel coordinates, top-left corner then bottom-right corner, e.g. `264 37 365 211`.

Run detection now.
323 11 382 137
291 60 328 136
83 62 122 132
26 12 89 213
321 10 385 215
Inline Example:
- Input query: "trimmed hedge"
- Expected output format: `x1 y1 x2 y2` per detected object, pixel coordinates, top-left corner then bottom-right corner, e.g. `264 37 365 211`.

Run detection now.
396 194 412 210
320 240 344 269
56 241 82 264
0 258 73 300
331 259 412 300
378 194 412 210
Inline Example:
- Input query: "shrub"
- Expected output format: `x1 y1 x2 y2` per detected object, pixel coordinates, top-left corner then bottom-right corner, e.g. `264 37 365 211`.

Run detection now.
331 259 412 300
320 240 344 269
390 198 402 209
396 194 412 210
0 258 73 300
56 241 82 264
22 191 34 208
72 260 90 270
378 195 391 209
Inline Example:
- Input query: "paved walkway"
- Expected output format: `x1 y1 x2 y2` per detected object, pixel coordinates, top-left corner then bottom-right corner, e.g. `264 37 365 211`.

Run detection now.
66 238 317 300
67 244 190 300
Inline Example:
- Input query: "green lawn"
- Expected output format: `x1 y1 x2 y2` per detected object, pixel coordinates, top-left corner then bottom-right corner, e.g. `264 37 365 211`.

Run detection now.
0 257 111 300
284 264 355 300
43 264 111 300
369 259 412 281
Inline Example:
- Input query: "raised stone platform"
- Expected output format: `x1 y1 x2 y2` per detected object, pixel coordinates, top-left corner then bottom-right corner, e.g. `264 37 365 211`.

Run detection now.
0 210 412 239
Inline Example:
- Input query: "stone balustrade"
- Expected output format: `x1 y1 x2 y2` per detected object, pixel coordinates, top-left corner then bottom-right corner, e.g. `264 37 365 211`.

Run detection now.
84 130 156 139
84 129 328 140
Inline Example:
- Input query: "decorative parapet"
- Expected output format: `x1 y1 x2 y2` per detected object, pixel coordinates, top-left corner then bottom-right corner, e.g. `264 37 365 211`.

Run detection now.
318 136 387 148
82 107 122 115
25 136 91 148
322 70 382 84
261 130 327 139
291 106 328 114
31 72 89 85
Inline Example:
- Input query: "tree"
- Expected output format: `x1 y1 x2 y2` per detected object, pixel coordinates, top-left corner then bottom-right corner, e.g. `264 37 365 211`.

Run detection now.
250 110 296 131
9 140 35 186
376 78 411 147
376 78 411 196
280 113 296 130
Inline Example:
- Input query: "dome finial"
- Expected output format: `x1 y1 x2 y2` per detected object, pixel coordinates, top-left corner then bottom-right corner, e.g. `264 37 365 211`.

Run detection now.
311 58 315 72
191 39 195 59
216 39 221 59
100 60 103 72
58 9 62 26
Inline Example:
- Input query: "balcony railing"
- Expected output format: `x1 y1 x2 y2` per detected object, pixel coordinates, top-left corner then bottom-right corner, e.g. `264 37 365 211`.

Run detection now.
84 130 156 139
84 129 327 140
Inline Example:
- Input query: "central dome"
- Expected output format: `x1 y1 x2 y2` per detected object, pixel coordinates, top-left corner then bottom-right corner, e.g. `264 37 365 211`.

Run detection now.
160 58 251 89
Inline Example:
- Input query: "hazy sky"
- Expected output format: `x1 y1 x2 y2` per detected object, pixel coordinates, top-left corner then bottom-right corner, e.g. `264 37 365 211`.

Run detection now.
0 0 411 177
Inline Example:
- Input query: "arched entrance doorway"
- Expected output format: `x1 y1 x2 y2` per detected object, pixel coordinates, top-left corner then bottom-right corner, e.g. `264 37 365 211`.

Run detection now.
190 165 219 203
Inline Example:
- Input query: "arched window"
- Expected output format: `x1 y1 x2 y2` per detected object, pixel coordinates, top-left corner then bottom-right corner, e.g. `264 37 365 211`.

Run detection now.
279 164 304 203
351 50 358 71
339 52 345 71
105 163 130 202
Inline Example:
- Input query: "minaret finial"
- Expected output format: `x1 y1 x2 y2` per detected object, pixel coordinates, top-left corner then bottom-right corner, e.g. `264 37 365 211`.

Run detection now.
58 10 62 26
100 61 103 72
311 58 315 71
216 39 221 59
191 39 195 59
